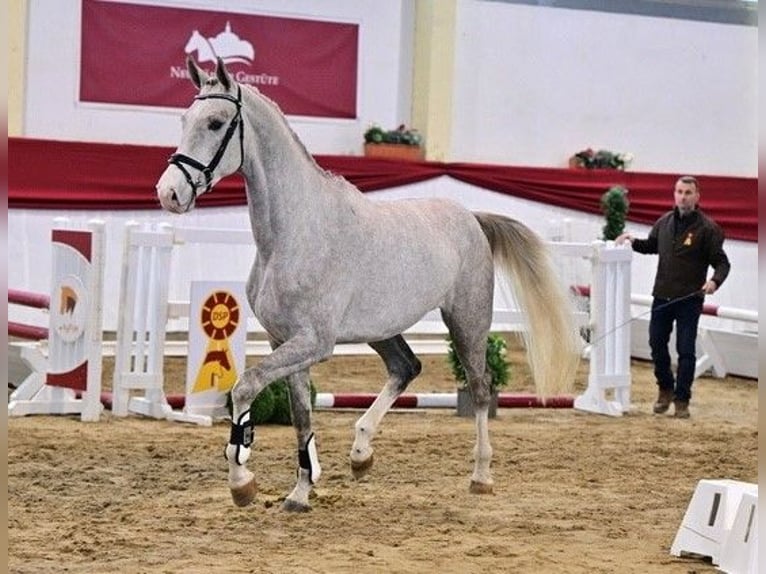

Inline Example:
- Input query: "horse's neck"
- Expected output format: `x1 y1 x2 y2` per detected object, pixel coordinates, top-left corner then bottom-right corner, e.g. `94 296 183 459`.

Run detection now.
240 91 343 253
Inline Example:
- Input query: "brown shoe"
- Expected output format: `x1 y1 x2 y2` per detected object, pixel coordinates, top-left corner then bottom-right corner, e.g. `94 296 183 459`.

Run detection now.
673 401 690 419
653 389 674 414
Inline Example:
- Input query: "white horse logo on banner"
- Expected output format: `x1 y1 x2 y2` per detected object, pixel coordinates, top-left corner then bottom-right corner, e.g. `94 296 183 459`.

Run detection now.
184 22 254 65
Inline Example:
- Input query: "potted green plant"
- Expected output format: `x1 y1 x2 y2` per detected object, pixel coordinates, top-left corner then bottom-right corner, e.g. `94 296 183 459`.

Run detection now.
225 378 317 425
574 184 631 344
363 124 424 161
600 185 630 241
447 333 510 418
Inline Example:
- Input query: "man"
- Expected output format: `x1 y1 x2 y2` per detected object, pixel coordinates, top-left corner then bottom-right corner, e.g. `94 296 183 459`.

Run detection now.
616 176 730 418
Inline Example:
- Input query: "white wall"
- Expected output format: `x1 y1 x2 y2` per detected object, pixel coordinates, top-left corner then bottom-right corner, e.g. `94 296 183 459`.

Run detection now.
451 1 757 175
22 0 756 176
23 0 415 155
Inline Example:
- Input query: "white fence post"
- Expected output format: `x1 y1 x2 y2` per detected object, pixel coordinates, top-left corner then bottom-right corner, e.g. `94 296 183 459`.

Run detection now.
111 222 211 425
82 219 106 421
574 241 633 416
112 222 175 419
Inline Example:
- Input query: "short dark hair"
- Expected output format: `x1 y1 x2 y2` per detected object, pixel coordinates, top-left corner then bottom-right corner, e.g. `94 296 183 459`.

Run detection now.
678 175 700 192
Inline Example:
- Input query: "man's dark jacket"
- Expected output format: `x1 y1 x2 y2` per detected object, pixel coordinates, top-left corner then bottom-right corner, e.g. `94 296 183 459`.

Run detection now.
631 207 730 299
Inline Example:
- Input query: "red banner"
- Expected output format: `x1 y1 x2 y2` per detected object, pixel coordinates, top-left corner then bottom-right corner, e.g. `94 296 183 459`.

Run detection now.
80 0 358 118
9 138 758 243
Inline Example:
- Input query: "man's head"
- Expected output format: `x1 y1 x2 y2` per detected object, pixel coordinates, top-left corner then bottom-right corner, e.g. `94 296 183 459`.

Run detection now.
674 176 700 216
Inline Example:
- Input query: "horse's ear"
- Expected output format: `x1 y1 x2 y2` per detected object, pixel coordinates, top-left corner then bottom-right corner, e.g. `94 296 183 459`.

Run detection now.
186 55 208 89
215 57 232 91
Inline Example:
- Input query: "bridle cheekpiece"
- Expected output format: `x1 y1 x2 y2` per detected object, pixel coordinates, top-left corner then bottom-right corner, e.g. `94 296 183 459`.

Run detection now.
168 85 244 205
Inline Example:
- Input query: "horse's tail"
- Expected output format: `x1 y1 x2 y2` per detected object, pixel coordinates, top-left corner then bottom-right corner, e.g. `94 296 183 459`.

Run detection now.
474 212 581 398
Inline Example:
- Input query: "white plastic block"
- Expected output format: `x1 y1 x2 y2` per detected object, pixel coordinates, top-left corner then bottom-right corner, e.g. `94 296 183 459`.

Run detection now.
670 479 757 565
718 491 758 574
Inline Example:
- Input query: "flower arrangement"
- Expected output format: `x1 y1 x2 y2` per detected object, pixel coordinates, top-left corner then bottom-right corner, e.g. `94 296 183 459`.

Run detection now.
570 148 633 170
364 124 422 147
447 333 510 391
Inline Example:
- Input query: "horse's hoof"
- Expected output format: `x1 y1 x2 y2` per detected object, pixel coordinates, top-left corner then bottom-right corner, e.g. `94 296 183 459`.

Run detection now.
282 498 312 513
350 454 374 479
469 480 494 495
230 477 258 507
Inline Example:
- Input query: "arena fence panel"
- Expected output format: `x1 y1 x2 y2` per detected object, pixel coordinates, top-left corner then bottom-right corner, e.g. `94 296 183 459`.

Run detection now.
110 221 634 421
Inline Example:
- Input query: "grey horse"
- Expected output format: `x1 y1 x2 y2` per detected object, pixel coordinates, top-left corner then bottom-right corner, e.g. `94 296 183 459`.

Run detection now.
156 57 581 512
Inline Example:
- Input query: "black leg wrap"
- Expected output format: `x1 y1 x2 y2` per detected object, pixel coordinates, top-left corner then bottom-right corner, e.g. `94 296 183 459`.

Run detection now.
297 432 321 484
230 420 254 447
224 411 254 465
298 447 311 470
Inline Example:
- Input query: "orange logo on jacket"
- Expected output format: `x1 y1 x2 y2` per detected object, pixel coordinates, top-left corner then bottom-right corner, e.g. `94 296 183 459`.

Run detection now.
683 232 693 246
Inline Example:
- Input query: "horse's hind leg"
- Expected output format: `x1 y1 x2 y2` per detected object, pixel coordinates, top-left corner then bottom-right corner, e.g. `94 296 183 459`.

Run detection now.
350 335 422 479
282 368 319 513
442 305 494 494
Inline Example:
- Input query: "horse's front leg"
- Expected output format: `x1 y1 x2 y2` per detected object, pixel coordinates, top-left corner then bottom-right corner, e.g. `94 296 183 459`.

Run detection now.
226 366 266 508
281 368 319 512
350 336 421 479
226 335 331 508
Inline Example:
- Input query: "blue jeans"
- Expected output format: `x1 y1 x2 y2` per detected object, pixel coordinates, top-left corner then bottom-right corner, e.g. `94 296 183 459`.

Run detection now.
648 295 704 403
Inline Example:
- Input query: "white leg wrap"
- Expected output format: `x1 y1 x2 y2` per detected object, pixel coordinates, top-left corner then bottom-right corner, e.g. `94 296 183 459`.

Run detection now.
226 443 251 466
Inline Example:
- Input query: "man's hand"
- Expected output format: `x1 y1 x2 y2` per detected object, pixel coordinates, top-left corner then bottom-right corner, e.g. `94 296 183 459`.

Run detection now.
701 280 717 295
615 232 632 245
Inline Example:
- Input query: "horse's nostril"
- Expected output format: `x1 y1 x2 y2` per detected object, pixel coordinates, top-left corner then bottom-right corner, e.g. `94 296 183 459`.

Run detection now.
171 191 179 203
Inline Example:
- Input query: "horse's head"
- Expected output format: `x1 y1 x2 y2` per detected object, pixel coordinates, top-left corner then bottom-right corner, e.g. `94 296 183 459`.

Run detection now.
156 56 244 213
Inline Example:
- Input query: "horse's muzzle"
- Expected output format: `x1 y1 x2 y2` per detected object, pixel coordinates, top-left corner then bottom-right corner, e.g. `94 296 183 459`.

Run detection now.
157 187 189 213
156 168 196 213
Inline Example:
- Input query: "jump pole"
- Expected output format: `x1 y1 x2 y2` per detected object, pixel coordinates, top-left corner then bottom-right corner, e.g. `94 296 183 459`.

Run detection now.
630 293 757 379
314 393 574 409
9 289 50 340
92 392 571 410
630 293 758 323
575 287 758 379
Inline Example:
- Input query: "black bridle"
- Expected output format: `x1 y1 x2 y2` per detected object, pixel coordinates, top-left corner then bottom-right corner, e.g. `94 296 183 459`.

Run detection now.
168 85 244 205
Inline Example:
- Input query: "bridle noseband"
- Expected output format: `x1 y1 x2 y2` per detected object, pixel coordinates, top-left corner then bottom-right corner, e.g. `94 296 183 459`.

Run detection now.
168 85 244 205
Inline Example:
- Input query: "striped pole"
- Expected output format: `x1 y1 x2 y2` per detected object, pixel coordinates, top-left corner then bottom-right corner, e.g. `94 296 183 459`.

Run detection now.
573 285 757 323
92 392 573 410
314 393 573 409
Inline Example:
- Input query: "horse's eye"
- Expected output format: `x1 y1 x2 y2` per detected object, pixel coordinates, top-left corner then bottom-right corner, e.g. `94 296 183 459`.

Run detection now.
208 119 224 131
